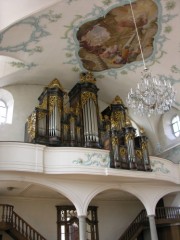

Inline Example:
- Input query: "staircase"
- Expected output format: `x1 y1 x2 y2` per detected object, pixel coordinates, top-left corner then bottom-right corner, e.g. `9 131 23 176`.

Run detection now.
119 207 180 240
0 204 46 240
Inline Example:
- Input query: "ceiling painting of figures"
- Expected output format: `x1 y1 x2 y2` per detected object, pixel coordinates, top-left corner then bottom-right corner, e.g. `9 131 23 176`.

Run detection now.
77 0 158 71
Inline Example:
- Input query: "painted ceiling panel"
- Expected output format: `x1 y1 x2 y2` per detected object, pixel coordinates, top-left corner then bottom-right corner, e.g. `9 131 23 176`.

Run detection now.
77 0 158 71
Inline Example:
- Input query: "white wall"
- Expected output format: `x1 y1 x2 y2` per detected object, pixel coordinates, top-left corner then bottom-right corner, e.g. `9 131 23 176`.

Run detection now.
95 200 144 240
0 85 43 141
0 197 143 240
163 192 180 207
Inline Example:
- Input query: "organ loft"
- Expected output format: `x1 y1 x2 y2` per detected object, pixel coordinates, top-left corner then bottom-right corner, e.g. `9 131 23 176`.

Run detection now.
25 71 151 171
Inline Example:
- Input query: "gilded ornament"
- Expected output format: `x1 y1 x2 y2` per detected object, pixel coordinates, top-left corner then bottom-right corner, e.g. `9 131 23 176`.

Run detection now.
136 149 143 159
141 141 147 150
120 147 127 157
140 127 145 135
48 78 64 92
80 72 96 84
114 111 123 121
81 92 96 106
110 111 125 129
112 136 118 147
37 111 47 120
111 117 118 129
104 115 109 121
64 106 70 114
27 112 36 139
39 96 47 110
125 132 134 142
49 96 62 113
112 95 124 105
125 116 132 127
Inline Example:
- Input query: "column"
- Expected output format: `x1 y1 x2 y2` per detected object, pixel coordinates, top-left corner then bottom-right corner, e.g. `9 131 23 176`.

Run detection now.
148 215 158 240
78 215 86 240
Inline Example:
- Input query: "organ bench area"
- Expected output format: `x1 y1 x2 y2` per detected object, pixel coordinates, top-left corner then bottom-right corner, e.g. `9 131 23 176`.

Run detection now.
25 71 151 171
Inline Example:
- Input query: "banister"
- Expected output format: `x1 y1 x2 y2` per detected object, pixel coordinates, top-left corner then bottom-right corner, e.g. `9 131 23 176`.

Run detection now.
119 209 148 240
12 211 46 240
119 207 180 240
0 204 46 240
0 204 14 223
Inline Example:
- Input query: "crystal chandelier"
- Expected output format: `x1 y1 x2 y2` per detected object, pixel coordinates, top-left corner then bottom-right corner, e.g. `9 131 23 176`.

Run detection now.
126 0 175 117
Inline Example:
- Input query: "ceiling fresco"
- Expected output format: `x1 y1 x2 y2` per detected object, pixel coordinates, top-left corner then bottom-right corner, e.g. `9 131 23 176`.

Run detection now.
0 0 180 108
77 0 158 71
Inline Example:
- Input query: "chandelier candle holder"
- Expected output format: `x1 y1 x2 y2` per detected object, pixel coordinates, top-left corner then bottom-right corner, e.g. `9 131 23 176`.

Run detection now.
126 0 175 117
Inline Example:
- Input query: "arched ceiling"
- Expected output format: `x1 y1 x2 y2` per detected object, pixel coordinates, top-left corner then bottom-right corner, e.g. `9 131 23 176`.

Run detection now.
0 0 179 107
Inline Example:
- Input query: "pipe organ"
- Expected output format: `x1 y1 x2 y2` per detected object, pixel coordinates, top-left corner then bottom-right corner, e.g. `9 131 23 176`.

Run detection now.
25 72 151 171
68 72 100 148
101 96 151 171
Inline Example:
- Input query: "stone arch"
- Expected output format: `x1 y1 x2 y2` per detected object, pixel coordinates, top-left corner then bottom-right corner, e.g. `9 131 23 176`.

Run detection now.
81 183 147 215
0 173 85 216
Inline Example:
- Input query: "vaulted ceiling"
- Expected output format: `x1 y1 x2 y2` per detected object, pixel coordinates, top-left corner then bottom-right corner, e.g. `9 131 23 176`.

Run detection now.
0 0 180 109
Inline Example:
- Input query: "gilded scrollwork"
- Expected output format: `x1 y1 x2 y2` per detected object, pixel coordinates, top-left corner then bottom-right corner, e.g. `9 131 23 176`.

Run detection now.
49 96 62 113
110 116 117 129
141 141 148 150
81 91 96 106
120 147 127 157
125 132 134 142
112 95 124 105
37 111 47 120
112 136 118 147
136 149 143 159
39 96 47 109
75 102 80 115
80 72 96 84
111 111 125 129
27 112 36 140
48 78 64 92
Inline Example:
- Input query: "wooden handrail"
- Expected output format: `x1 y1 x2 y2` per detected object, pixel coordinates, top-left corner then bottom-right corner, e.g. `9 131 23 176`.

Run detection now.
119 207 180 240
118 209 148 240
12 211 46 240
0 204 46 240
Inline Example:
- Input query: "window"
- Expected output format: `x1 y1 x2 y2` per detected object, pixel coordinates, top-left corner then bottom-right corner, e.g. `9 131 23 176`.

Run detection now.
0 100 7 124
0 89 14 124
172 115 180 137
56 206 99 240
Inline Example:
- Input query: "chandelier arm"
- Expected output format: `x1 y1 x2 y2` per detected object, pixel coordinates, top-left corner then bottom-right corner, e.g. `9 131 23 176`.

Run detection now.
129 0 147 70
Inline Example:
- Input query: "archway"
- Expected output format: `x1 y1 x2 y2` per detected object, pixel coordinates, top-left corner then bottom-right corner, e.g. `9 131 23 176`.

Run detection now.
89 189 145 240
154 191 180 240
